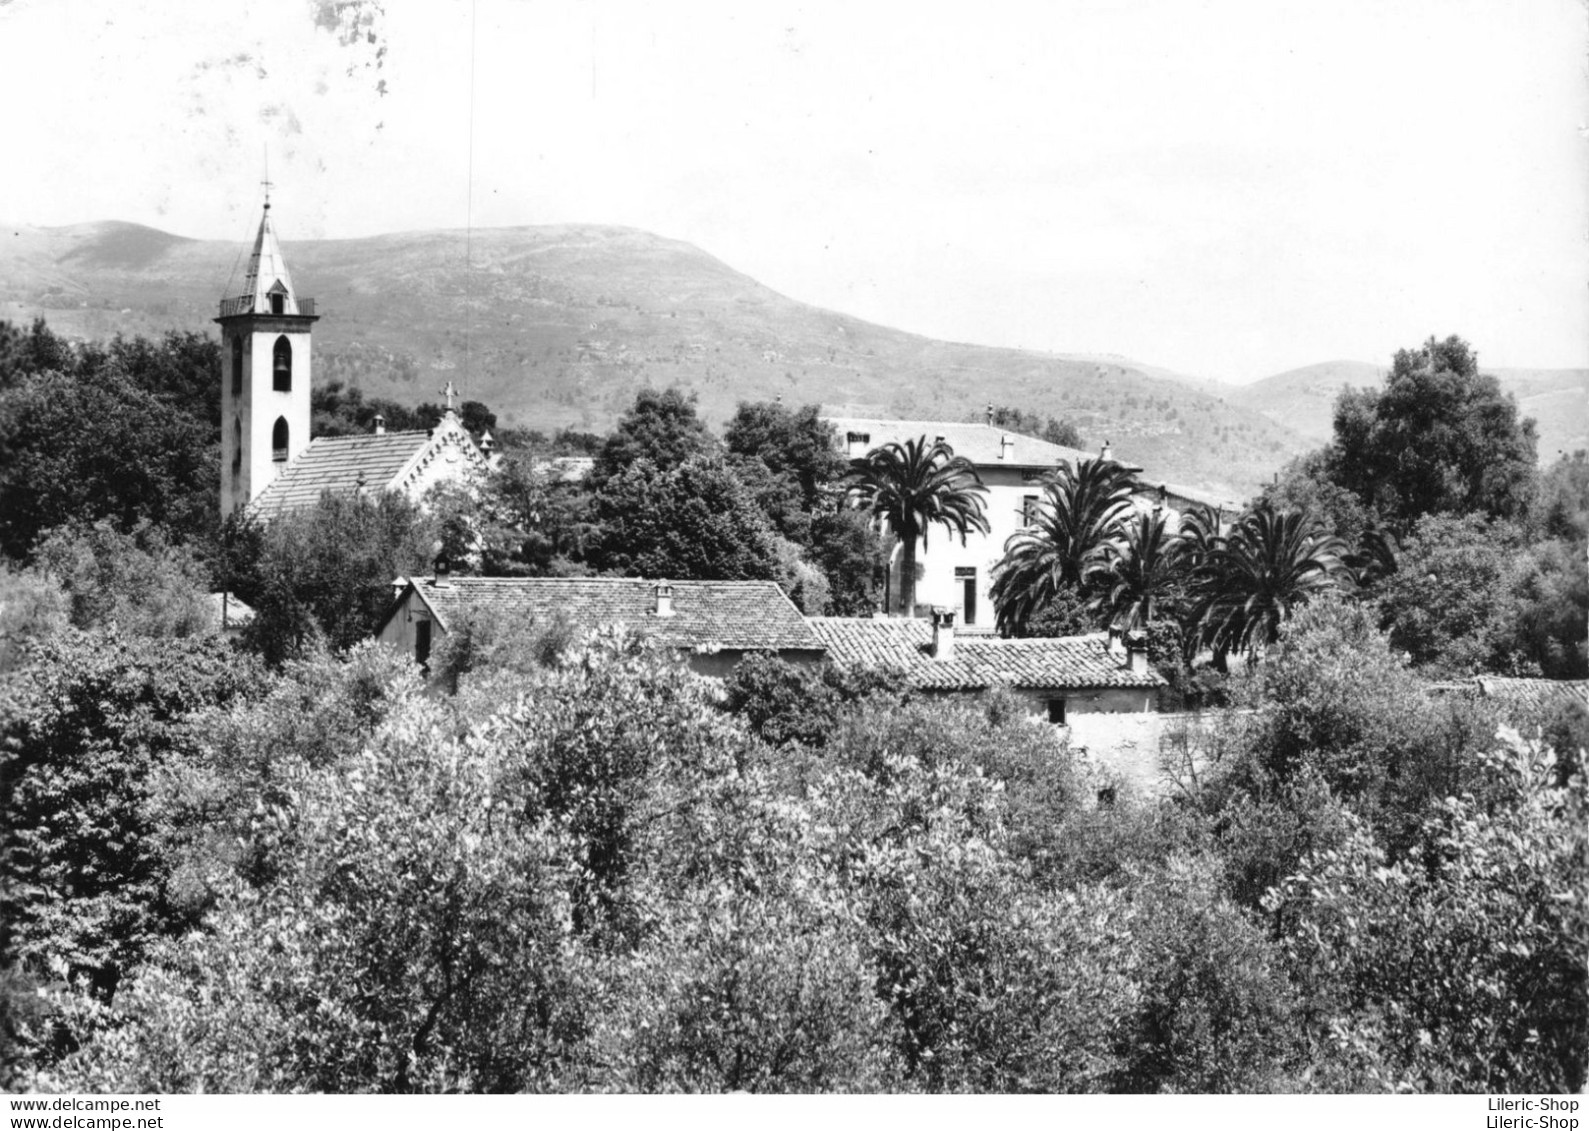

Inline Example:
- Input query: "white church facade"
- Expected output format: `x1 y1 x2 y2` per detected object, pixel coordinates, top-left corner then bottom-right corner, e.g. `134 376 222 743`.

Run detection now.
215 199 488 520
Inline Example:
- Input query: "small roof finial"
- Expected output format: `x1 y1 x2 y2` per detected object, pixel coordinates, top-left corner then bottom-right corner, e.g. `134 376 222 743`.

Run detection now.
441 380 458 413
261 143 273 211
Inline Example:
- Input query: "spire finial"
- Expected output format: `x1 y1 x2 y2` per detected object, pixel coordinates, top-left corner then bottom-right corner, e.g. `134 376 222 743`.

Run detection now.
261 143 273 211
441 380 458 413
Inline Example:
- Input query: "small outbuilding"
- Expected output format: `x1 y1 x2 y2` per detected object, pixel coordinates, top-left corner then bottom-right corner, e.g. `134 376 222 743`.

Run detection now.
375 573 826 677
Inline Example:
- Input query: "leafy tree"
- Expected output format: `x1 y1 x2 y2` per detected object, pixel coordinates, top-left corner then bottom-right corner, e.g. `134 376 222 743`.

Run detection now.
984 405 1084 450
1 630 259 998
1194 601 1498 900
1267 734 1586 1092
100 331 224 431
721 653 909 749
1508 536 1589 678
807 507 891 616
591 456 782 582
232 491 435 665
457 400 496 437
1259 449 1372 545
0 368 218 559
1326 335 1538 530
0 566 69 675
35 683 592 1093
1108 854 1299 1092
723 401 845 540
1042 417 1084 449
1376 514 1525 675
32 521 211 639
1534 449 1589 543
1186 504 1350 667
0 319 78 391
990 457 1136 635
472 452 600 575
591 386 714 488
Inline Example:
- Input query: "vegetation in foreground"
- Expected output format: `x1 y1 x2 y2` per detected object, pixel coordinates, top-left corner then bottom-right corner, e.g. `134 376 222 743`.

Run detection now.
0 319 1585 1092
1 597 1584 1093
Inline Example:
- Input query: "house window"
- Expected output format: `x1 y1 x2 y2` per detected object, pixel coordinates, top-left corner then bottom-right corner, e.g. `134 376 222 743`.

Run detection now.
1047 698 1067 725
230 336 243 397
1022 494 1039 526
272 417 289 462
272 335 292 391
954 566 977 627
414 619 432 671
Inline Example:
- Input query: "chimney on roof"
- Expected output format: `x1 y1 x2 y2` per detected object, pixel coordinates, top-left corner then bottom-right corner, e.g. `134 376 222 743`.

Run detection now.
1000 433 1015 460
1100 439 1113 463
374 414 386 436
433 555 452 588
986 403 994 426
653 580 675 618
1124 633 1149 675
931 607 956 661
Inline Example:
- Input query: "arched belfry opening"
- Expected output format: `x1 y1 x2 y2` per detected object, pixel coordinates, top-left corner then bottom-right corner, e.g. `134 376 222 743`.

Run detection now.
231 336 243 397
272 417 289 462
272 336 292 391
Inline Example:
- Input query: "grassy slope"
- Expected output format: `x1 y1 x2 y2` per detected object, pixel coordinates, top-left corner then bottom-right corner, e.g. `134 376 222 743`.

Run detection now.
5 220 1319 498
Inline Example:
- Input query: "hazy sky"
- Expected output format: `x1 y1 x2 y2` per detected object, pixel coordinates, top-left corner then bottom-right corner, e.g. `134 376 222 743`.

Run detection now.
2 0 1585 382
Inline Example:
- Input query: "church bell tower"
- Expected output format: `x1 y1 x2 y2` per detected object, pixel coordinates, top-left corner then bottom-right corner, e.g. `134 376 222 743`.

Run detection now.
216 192 317 519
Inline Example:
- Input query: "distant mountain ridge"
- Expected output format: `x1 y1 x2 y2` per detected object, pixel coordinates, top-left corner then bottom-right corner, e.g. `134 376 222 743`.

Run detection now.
1228 358 1587 461
8 218 1570 499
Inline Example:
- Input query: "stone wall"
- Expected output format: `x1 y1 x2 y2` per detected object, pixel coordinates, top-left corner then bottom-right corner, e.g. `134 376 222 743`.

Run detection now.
1063 710 1252 801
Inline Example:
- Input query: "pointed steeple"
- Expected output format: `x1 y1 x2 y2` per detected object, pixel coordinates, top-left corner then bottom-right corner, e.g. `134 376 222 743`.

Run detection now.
215 190 319 521
220 203 310 318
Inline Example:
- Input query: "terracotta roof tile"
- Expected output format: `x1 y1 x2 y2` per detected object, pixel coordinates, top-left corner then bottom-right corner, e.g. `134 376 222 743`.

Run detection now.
404 577 823 653
806 617 1166 691
249 431 432 519
1475 677 1589 713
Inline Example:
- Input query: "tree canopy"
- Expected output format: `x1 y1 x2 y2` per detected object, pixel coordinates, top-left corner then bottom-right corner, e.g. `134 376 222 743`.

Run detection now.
1327 335 1537 531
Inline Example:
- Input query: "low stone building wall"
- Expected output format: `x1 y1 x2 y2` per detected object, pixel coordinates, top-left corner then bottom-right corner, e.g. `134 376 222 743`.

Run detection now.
1063 709 1253 800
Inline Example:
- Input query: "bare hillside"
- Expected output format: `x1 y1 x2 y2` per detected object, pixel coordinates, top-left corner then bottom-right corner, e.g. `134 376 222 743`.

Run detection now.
2 220 1317 498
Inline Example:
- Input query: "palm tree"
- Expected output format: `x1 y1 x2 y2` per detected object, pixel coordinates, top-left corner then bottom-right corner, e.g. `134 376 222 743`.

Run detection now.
1345 524 1399 589
1091 507 1184 633
848 436 989 617
990 457 1139 635
1187 502 1350 668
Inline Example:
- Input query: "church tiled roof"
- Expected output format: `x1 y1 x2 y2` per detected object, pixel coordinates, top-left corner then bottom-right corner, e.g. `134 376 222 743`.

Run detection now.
249 431 432 520
394 577 825 654
806 618 1166 691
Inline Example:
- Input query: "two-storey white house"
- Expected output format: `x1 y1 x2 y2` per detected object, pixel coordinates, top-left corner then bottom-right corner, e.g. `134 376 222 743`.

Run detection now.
826 414 1237 626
